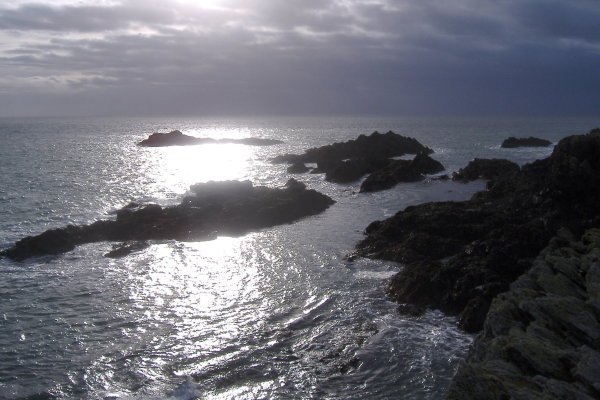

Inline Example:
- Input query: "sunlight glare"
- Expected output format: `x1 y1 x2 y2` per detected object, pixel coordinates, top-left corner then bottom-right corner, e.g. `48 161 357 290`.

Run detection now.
176 0 230 10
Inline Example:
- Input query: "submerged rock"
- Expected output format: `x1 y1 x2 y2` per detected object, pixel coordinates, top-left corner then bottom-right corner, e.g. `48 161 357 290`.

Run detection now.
138 130 283 147
1 180 334 261
448 228 600 399
104 240 149 258
355 128 600 332
501 136 552 148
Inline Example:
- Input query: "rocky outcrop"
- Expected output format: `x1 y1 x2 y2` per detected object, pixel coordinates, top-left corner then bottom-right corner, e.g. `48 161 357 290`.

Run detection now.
138 130 283 147
273 131 443 189
448 228 600 400
354 128 600 332
501 136 552 148
360 153 445 192
324 157 390 183
1 179 334 261
452 158 520 182
271 131 433 165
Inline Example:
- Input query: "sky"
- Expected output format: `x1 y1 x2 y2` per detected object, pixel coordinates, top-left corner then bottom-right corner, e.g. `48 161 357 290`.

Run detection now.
0 0 599 117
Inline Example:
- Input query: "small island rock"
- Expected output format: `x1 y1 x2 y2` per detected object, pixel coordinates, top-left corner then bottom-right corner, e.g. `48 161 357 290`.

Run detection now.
1 180 334 261
138 130 283 147
501 136 552 148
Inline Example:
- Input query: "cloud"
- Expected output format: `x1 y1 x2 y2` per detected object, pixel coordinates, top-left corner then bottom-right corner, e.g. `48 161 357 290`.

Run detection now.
0 0 599 116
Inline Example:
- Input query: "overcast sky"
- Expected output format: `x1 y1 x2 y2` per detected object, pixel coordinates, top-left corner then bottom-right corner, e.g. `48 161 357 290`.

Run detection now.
0 0 599 117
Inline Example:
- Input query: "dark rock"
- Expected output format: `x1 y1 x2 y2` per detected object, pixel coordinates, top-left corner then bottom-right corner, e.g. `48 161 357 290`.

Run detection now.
1 180 334 261
104 241 149 258
272 131 436 190
287 162 309 174
271 131 433 165
138 130 283 147
448 228 600 399
397 303 426 317
452 158 520 182
359 153 445 192
501 136 553 148
324 157 390 183
355 128 600 332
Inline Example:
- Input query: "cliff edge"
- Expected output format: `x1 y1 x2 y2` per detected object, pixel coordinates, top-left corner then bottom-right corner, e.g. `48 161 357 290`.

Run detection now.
448 228 600 399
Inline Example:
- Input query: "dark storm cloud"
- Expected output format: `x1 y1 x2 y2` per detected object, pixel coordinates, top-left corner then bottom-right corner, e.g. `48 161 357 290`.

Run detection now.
0 0 599 116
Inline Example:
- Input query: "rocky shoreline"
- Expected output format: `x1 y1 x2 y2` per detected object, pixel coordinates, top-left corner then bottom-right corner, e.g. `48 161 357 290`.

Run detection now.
448 228 600 399
354 128 600 333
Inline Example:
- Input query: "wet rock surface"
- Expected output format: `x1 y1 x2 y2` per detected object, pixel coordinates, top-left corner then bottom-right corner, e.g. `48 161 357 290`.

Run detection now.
448 228 600 400
1 179 334 261
138 130 283 147
501 136 552 148
355 128 600 332
360 153 445 192
274 131 444 189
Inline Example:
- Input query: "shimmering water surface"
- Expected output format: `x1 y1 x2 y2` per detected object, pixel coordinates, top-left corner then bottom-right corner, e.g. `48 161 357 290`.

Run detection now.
0 116 598 399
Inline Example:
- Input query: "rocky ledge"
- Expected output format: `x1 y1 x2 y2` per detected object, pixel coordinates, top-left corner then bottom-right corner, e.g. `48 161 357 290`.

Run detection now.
138 130 283 147
273 131 444 190
501 136 552 148
1 179 334 261
448 228 600 400
354 128 600 332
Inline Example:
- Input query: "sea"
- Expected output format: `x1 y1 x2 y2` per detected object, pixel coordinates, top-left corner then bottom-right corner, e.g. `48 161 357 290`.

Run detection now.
0 115 598 400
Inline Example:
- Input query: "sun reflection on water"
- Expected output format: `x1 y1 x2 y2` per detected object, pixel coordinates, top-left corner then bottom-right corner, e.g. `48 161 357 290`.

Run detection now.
123 234 273 378
143 142 255 200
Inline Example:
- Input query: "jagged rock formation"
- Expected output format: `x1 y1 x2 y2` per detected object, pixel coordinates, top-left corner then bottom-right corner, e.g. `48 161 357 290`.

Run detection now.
452 158 520 182
138 130 283 147
1 179 334 261
271 131 433 165
360 153 445 192
273 131 444 189
448 228 600 400
501 136 552 148
355 128 600 332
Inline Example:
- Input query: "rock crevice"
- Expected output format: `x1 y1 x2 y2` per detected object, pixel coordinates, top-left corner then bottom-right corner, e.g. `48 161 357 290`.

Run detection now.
448 228 600 400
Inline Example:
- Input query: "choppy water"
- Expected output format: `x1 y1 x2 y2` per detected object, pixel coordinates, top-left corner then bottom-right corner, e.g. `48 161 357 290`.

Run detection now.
0 116 598 399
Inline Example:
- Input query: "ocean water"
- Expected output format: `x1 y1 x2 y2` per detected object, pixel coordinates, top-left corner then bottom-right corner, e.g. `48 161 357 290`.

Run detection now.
0 116 598 400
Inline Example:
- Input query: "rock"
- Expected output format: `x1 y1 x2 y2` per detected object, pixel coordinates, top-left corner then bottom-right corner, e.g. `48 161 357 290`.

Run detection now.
271 131 433 165
104 241 149 258
452 158 520 182
138 130 283 147
359 153 445 192
1 180 334 261
448 228 600 400
355 128 600 332
287 162 309 174
324 157 390 183
501 136 553 148
272 131 438 190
